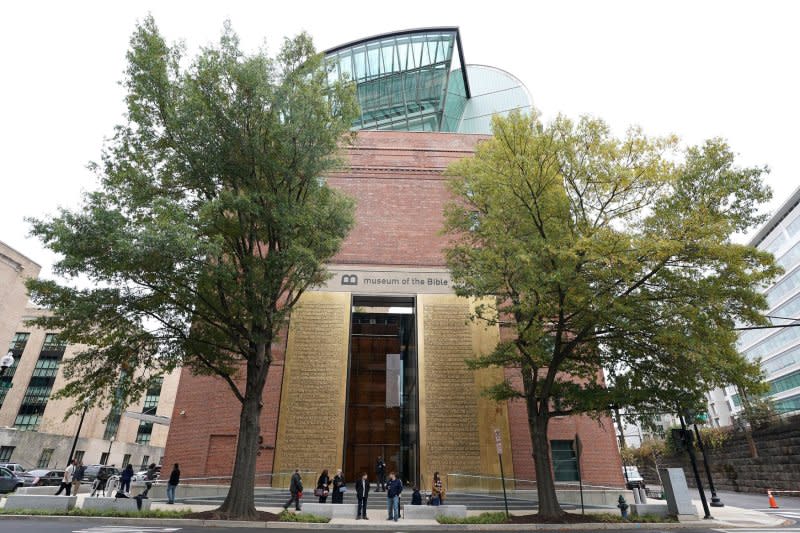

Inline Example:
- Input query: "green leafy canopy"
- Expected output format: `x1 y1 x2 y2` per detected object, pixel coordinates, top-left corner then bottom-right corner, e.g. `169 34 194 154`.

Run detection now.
444 109 780 423
25 16 359 413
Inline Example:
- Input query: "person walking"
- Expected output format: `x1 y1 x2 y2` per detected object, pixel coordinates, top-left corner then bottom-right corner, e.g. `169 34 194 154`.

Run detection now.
316 469 330 503
91 467 110 497
431 471 445 506
71 461 84 496
386 471 403 521
331 469 345 504
375 456 386 491
54 460 75 496
120 464 134 494
166 463 181 504
282 469 303 511
356 471 370 519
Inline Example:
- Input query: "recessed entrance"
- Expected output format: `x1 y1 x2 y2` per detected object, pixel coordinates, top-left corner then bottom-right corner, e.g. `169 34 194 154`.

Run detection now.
344 296 419 485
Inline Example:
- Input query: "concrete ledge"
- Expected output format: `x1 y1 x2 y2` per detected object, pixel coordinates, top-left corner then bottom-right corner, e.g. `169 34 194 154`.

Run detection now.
16 486 90 495
81 496 152 512
631 503 671 518
4 494 77 511
299 503 358 518
404 505 467 519
557 489 633 507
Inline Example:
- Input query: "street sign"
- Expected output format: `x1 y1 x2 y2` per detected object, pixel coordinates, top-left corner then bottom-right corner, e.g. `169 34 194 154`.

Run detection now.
494 429 503 455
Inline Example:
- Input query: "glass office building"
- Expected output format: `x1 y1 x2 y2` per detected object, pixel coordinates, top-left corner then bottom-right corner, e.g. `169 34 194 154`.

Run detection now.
324 28 532 134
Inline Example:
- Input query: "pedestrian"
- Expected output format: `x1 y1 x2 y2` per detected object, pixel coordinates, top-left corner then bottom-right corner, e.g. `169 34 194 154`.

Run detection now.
91 467 109 497
386 471 402 521
431 471 445 506
71 460 84 496
356 471 370 519
166 463 180 504
315 469 330 503
331 468 345 504
411 486 422 505
54 460 75 496
375 456 386 491
283 469 303 511
120 464 134 494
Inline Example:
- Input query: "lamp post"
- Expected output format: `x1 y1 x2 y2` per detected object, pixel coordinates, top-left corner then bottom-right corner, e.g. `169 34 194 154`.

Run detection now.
105 436 115 465
692 420 724 507
0 351 14 377
67 397 90 467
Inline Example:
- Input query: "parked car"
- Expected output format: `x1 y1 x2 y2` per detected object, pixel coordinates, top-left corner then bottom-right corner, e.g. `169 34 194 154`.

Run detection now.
0 466 24 493
623 465 646 489
81 465 121 482
27 469 65 487
132 465 161 482
0 463 36 486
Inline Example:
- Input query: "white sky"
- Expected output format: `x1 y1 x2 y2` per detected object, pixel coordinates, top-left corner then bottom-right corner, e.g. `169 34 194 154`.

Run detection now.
2 1 798 276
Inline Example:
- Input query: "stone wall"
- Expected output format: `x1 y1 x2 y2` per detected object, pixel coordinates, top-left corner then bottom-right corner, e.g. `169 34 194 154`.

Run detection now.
638 417 800 493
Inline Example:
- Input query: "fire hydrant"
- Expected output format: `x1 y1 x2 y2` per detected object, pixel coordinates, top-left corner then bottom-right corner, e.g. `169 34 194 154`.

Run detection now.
617 494 629 518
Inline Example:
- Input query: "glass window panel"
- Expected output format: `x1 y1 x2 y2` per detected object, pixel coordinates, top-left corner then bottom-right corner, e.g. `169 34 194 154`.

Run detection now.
396 41 409 71
788 215 800 238
353 47 366 80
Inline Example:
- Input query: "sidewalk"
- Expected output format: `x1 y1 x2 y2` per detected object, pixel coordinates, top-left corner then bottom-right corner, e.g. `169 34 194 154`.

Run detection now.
1 493 790 529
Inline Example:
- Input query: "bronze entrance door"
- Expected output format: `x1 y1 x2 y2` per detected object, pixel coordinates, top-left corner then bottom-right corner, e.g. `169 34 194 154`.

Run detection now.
345 298 418 486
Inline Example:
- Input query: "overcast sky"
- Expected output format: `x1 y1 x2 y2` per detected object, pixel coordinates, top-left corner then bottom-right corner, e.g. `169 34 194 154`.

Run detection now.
2 1 798 276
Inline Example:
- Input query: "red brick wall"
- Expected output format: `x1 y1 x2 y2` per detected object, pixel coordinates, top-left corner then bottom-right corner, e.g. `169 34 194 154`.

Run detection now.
505 367 624 487
162 130 623 488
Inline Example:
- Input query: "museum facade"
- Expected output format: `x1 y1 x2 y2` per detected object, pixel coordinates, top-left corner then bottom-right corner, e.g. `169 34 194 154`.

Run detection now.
163 28 624 490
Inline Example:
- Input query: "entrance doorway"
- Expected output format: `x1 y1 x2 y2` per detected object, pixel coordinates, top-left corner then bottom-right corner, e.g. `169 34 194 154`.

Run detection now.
344 296 419 486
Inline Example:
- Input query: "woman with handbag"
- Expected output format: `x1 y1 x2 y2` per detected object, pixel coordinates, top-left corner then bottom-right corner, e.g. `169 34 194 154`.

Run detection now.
315 469 330 503
332 469 345 504
430 471 445 506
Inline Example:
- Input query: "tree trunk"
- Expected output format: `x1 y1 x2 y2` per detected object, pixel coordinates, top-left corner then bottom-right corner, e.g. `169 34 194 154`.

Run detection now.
216 347 270 520
531 413 564 520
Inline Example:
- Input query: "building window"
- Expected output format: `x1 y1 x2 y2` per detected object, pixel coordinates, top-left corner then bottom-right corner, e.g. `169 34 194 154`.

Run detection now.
14 333 67 431
0 446 15 462
74 450 85 464
135 378 163 445
122 454 131 469
100 452 109 466
0 333 29 407
140 455 150 470
551 440 580 482
37 448 54 468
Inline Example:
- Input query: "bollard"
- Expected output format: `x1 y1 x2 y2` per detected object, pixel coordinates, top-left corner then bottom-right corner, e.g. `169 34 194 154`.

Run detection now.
638 486 648 504
632 487 642 504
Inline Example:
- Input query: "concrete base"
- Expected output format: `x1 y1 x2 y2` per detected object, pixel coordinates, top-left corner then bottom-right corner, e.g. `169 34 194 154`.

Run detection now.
4 494 77 511
630 502 671 518
299 503 358 518
404 505 467 519
81 496 152 512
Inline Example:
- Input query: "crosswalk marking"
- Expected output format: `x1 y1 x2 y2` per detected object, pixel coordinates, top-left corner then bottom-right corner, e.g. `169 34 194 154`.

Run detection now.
72 527 181 533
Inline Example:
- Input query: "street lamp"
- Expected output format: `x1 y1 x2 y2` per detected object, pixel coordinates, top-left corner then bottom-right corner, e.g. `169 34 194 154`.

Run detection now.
0 351 14 377
66 397 91 467
105 436 115 465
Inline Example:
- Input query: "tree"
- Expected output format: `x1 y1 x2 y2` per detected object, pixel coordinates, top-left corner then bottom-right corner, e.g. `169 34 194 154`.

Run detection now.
443 111 779 519
26 17 358 520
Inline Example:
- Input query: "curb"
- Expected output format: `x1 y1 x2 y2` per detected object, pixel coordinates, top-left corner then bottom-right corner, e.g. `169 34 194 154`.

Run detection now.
0 514 762 530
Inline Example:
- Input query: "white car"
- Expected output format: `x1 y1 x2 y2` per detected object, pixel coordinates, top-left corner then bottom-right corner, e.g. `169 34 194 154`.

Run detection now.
132 470 149 482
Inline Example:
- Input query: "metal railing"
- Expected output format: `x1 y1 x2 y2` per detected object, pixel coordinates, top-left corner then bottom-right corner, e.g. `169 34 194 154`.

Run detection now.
444 472 626 493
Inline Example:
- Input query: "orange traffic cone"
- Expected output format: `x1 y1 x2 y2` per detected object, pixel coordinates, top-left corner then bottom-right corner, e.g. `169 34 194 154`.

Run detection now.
768 491 779 509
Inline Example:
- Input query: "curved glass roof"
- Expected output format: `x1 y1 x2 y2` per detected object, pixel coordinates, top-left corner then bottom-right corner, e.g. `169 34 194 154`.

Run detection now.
325 28 531 134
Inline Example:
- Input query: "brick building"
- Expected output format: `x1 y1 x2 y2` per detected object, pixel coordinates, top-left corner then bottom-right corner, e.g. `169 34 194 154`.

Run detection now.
163 28 623 490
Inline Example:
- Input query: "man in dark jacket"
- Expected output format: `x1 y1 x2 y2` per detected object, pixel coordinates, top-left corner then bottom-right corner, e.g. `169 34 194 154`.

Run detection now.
283 469 303 511
375 456 386 491
386 472 403 521
167 463 181 504
356 472 370 519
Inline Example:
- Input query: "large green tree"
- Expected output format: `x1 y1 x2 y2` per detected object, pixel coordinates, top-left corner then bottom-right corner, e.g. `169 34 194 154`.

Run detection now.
444 111 779 519
26 17 358 519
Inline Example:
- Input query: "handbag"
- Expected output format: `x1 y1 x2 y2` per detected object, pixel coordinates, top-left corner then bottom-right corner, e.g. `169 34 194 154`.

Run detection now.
313 488 329 497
